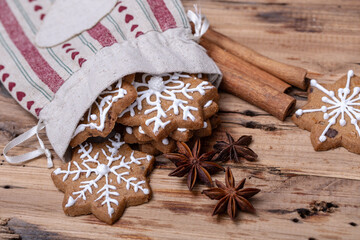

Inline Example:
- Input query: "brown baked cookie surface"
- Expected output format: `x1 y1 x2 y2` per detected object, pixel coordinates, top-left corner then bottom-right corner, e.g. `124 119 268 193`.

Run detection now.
292 70 360 153
70 75 137 147
169 127 194 142
52 133 155 224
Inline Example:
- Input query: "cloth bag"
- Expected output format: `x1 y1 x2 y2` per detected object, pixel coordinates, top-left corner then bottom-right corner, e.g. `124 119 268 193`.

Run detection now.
0 0 221 167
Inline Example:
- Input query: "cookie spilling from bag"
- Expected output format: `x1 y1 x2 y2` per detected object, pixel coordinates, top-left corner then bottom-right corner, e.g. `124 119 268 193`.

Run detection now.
52 133 155 224
61 72 221 224
70 75 137 147
292 70 360 154
71 73 221 155
123 115 221 155
117 73 220 154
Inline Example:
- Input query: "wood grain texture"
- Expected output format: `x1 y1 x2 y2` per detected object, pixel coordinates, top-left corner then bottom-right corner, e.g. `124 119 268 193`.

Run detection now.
1 0 360 239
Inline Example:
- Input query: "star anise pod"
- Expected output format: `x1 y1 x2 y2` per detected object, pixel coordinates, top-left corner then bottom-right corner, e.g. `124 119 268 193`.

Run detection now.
164 139 224 191
213 132 258 162
202 167 260 219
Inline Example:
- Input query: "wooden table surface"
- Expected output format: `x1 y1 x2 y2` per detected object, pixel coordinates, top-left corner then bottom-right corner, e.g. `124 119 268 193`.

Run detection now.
1 0 360 239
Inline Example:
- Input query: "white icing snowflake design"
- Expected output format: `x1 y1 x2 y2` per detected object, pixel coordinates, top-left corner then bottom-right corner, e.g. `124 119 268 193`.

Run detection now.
296 70 360 142
118 73 214 133
53 134 153 218
73 80 127 137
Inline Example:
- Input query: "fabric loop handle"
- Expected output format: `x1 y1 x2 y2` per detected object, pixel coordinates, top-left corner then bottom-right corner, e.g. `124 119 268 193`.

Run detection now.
3 120 53 168
187 5 210 42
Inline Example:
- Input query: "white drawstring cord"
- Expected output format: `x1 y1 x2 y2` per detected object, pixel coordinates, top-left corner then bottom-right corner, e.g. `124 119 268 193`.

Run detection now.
35 121 53 168
3 120 53 168
187 4 210 42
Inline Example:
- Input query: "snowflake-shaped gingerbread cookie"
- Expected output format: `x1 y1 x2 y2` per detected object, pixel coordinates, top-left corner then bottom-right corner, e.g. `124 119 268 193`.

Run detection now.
293 70 360 153
117 73 219 141
70 75 137 147
52 133 154 224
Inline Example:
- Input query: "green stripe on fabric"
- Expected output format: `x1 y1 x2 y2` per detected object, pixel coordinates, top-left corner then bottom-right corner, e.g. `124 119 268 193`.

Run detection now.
0 32 52 101
106 15 127 41
172 0 189 28
14 0 74 76
13 0 37 34
78 34 97 53
46 48 73 75
136 0 158 31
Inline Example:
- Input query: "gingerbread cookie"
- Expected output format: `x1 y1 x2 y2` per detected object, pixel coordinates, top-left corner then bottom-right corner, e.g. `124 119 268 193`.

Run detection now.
170 102 219 141
151 137 176 153
293 70 360 153
139 143 161 156
133 126 153 142
123 115 221 155
138 141 175 155
193 115 221 138
170 127 194 142
210 114 221 129
123 126 143 144
131 108 219 143
203 99 220 120
70 75 137 147
194 120 212 138
52 133 155 224
117 73 219 141
123 126 176 153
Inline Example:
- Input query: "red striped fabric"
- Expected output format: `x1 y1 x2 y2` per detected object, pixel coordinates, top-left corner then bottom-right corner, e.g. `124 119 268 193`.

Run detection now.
87 22 118 47
0 0 64 93
146 0 177 31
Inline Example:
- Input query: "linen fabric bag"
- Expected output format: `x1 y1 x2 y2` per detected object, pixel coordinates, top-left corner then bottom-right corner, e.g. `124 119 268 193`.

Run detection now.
0 0 221 166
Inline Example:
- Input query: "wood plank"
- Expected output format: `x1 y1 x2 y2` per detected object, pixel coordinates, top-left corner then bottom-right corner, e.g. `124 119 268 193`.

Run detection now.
1 163 360 240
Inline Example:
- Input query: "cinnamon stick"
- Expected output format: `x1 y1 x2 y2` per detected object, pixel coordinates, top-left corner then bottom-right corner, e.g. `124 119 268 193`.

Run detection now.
219 63 296 120
200 38 291 93
204 28 308 90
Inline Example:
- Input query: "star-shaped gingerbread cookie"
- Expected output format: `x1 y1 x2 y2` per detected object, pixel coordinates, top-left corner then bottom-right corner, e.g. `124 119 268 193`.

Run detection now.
70 75 137 147
117 73 219 141
292 70 360 154
52 133 155 224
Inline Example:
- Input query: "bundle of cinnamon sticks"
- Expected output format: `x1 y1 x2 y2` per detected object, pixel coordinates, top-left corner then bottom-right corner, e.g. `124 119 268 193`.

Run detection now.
201 28 308 121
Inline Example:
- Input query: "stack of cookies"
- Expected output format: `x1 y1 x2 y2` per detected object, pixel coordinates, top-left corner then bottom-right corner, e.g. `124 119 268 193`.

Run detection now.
70 72 220 155
53 72 220 224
